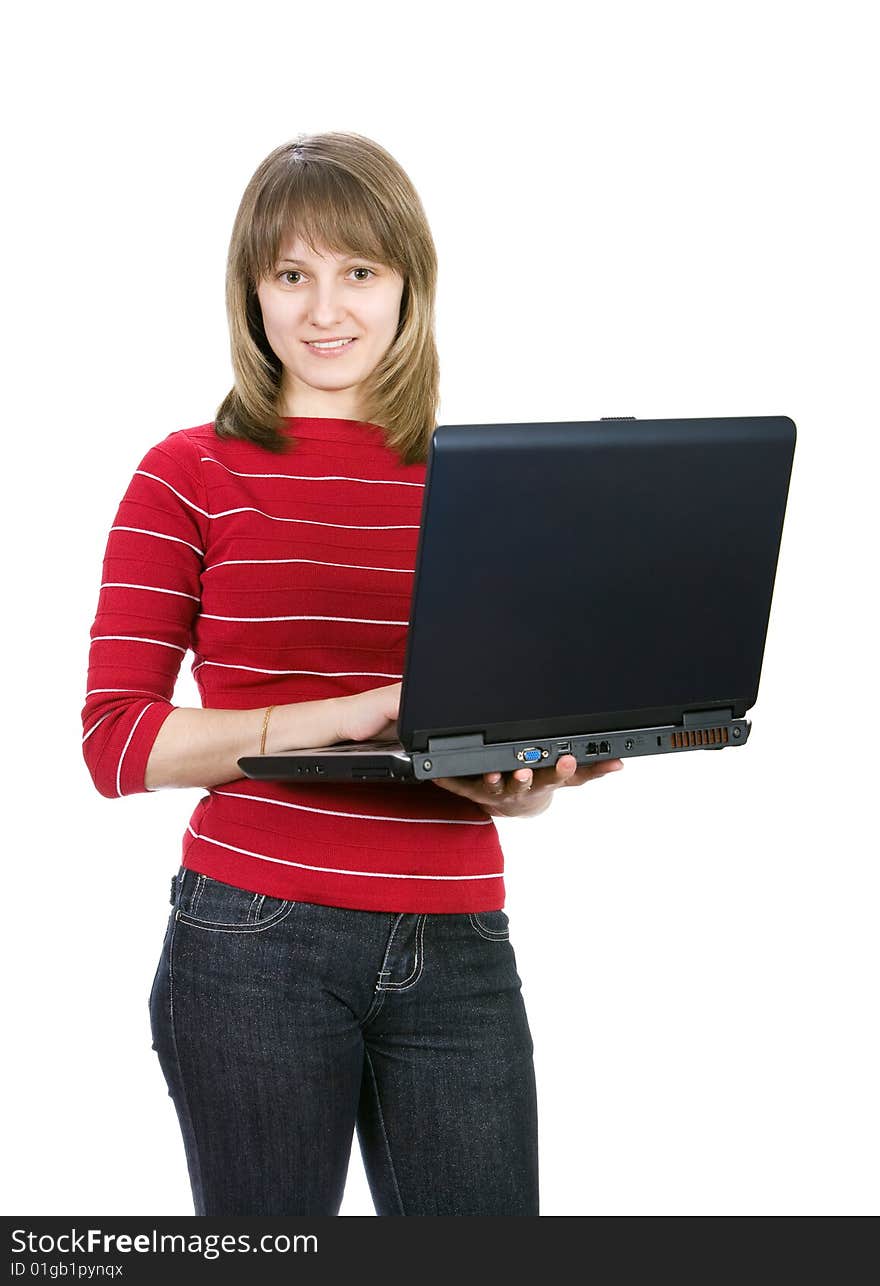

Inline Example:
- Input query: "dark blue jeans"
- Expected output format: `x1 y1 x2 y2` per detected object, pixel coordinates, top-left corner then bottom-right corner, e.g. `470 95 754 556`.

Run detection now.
149 865 539 1216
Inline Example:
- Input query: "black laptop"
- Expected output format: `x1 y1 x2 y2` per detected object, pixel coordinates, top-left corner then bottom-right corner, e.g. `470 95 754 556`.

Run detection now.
238 415 796 784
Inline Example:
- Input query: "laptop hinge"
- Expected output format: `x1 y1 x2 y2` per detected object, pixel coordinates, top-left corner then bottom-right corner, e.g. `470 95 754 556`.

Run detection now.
426 732 486 752
683 707 734 728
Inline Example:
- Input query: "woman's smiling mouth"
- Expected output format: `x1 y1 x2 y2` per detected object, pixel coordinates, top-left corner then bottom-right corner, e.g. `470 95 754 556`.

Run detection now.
304 337 358 356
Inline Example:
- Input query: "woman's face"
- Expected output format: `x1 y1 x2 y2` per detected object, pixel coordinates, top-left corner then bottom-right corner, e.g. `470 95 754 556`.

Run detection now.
256 235 406 419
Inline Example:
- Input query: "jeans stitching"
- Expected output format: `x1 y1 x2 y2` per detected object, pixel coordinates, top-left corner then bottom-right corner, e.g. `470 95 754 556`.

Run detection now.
364 1046 405 1215
191 873 206 918
372 913 405 992
380 915 426 990
167 914 205 1213
468 912 510 941
177 871 292 933
175 901 295 934
358 990 387 1030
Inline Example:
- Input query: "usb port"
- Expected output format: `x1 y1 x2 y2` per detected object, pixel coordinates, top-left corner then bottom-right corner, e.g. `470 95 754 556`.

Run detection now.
557 742 571 753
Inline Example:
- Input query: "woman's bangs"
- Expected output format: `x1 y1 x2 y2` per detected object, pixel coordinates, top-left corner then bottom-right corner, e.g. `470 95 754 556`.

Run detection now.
253 176 395 281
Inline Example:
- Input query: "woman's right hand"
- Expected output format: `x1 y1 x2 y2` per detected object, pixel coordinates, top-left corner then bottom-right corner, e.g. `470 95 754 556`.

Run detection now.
332 682 402 743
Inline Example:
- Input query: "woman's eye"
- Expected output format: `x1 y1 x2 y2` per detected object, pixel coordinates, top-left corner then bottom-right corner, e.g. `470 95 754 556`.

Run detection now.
278 267 376 285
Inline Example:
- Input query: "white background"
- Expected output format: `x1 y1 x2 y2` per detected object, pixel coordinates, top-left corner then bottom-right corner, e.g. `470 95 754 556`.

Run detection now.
3 0 877 1217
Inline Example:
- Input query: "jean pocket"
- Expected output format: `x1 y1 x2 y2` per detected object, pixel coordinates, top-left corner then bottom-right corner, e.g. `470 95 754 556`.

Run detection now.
174 869 294 934
468 909 511 941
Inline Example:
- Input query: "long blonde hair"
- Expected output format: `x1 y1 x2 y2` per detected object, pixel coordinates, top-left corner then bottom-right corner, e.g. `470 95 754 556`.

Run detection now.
214 132 439 465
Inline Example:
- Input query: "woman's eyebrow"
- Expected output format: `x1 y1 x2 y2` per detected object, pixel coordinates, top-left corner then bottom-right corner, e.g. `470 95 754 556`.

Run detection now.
277 255 375 266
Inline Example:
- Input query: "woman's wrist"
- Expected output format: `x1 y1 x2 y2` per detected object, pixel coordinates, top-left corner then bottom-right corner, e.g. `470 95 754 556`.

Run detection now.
262 697 344 755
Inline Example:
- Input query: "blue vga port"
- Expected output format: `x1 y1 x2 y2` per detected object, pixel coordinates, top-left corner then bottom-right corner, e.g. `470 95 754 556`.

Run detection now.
516 746 546 764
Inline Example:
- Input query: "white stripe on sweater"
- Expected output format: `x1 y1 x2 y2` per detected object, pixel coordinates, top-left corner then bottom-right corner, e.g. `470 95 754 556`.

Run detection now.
186 826 502 881
191 660 401 678
200 613 408 625
210 788 493 826
82 712 112 743
117 702 159 797
110 525 204 556
91 635 186 652
200 457 424 487
101 583 201 601
86 688 166 698
203 556 413 574
137 471 418 528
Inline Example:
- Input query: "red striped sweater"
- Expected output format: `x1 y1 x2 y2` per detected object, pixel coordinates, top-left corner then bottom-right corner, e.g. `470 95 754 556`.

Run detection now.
81 417 505 912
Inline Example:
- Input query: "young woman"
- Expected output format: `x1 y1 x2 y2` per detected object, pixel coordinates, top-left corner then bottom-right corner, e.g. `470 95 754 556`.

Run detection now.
81 131 623 1217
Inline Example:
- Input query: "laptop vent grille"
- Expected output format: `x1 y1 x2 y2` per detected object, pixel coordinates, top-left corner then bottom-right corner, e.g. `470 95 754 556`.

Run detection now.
671 726 730 749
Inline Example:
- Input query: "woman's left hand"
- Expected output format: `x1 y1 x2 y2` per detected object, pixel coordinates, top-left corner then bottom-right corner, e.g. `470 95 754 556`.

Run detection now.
432 754 624 818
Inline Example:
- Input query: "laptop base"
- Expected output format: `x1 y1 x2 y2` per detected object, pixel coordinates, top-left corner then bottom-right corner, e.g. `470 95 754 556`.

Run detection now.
238 716 752 783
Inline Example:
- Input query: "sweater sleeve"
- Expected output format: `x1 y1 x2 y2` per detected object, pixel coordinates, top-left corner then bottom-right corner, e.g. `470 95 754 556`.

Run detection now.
81 431 210 798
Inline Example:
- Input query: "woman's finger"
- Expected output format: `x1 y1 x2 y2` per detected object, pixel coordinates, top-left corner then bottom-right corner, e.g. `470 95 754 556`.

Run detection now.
434 773 526 808
529 755 624 790
436 755 624 806
432 776 477 802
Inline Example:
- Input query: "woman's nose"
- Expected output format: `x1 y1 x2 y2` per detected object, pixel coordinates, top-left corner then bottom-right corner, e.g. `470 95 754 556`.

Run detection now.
308 285 349 324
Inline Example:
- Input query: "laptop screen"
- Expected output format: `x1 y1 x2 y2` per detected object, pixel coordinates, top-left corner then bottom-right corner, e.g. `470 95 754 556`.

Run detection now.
398 417 796 749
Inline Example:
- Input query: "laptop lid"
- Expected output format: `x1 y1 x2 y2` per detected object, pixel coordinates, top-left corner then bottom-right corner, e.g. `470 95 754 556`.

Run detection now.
397 416 796 753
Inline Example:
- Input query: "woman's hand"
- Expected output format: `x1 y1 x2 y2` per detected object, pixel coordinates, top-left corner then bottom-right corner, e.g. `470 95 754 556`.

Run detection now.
333 682 402 742
432 754 624 818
